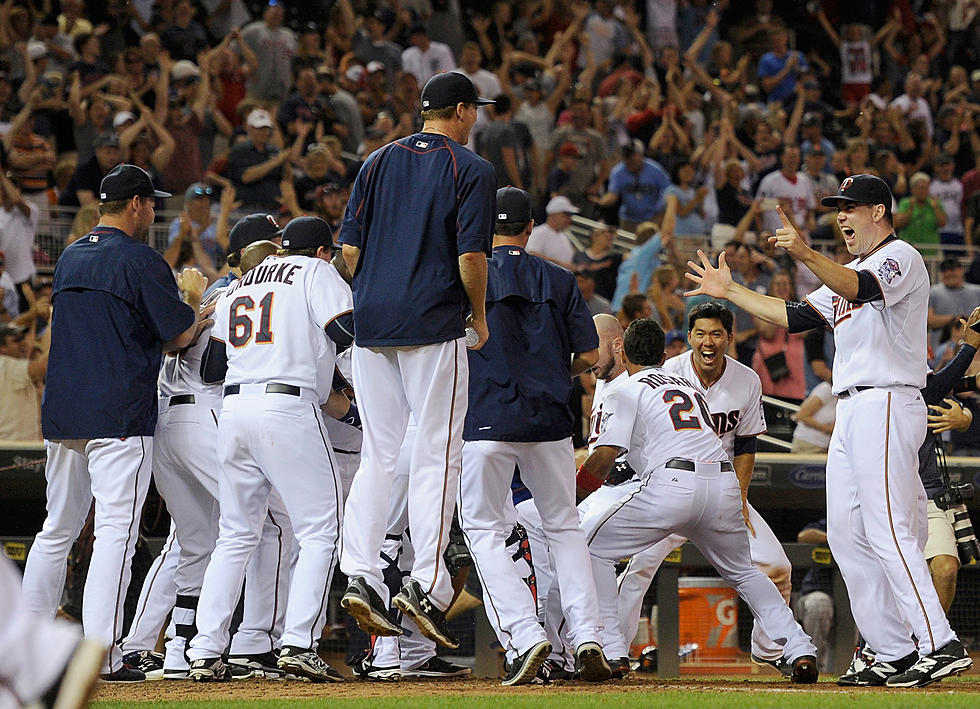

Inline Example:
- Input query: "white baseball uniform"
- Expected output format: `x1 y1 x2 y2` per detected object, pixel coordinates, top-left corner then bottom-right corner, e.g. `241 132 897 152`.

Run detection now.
583 367 817 662
187 254 352 660
150 292 294 670
121 524 179 656
614 353 791 661
799 237 956 661
756 170 817 234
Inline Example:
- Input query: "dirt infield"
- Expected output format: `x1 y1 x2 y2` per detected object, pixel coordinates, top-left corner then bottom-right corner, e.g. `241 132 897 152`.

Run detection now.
93 674 980 703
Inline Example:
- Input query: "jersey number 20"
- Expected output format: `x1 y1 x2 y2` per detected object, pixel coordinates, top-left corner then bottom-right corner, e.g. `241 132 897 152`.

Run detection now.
662 389 713 432
229 293 274 347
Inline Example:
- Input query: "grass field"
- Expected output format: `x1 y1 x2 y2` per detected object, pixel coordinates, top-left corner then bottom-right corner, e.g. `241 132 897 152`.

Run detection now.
90 675 980 709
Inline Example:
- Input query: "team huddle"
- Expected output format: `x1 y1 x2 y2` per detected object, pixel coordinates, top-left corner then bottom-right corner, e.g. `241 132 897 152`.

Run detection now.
10 71 975 701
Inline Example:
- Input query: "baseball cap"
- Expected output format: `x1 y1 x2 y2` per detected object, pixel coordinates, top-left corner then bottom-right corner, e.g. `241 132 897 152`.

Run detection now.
972 69 980 83
665 329 685 345
246 109 274 129
184 182 214 202
939 256 963 272
27 40 47 60
0 324 27 341
621 138 645 156
819 174 893 209
229 214 282 255
420 71 495 111
280 216 336 250
112 111 136 129
545 195 581 215
933 152 954 166
366 61 386 74
801 112 822 127
559 142 581 158
409 22 428 35
301 21 320 35
99 164 171 201
313 182 342 199
496 186 532 223
171 60 201 82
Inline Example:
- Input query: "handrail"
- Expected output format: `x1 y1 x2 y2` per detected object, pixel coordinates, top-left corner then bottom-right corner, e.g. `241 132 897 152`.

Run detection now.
758 434 793 451
762 395 800 413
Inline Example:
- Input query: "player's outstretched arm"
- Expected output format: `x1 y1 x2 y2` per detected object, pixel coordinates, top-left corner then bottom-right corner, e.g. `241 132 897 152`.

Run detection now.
684 250 789 327
770 205 861 302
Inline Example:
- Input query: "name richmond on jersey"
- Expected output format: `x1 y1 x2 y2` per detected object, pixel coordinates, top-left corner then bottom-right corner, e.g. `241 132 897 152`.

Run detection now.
590 370 739 445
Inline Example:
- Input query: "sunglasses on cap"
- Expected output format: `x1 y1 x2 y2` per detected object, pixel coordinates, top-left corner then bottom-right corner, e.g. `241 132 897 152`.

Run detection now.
191 186 213 196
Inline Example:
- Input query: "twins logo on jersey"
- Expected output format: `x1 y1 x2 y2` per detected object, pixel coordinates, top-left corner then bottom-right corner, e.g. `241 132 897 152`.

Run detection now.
831 295 863 326
711 410 742 436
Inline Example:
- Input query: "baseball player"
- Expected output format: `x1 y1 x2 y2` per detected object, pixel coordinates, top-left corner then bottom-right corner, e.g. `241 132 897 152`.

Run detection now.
22 165 206 681
577 318 819 684
187 216 353 683
339 71 495 648
614 301 794 673
685 176 973 687
119 221 288 680
458 187 608 686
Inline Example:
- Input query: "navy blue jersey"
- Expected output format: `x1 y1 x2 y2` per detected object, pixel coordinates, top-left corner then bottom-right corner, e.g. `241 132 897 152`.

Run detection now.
464 246 599 442
339 133 495 346
42 226 195 438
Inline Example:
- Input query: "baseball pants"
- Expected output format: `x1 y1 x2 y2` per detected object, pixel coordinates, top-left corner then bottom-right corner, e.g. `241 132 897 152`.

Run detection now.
152 396 293 661
585 462 817 662
827 388 956 661
22 437 154 674
615 503 792 661
459 439 603 659
188 387 343 659
121 523 179 655
0 556 83 709
343 339 468 610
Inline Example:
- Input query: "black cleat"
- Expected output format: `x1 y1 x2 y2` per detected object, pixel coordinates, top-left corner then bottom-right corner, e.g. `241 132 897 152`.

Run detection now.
885 640 973 688
277 646 344 683
341 576 402 637
188 657 232 682
837 651 917 686
502 640 551 687
99 666 145 683
790 655 818 684
575 642 612 682
751 653 793 678
392 580 458 649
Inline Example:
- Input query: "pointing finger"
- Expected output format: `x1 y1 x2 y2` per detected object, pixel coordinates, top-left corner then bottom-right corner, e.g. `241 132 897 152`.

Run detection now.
776 204 792 228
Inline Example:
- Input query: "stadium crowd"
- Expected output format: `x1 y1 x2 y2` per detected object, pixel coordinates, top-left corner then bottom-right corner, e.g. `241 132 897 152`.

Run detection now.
2 0 980 448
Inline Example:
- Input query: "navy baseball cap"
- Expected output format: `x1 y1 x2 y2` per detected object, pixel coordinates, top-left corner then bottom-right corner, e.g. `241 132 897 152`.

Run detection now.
99 164 171 202
496 186 532 223
421 71 495 111
820 174 893 209
280 216 336 250
228 213 281 255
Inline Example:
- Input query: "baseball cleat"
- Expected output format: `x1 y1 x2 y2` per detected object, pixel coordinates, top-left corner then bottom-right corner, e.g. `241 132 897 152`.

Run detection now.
188 657 232 682
607 656 630 679
845 644 876 677
99 666 145 683
277 646 344 683
161 668 191 680
790 655 819 684
37 637 106 709
751 653 793 677
228 651 286 679
341 576 403 637
501 640 552 686
575 642 612 682
536 658 574 682
402 656 471 679
349 655 401 682
122 650 164 680
885 640 973 688
837 651 917 686
392 580 459 650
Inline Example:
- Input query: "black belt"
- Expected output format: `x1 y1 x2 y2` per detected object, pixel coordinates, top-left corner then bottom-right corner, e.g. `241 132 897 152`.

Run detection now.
169 394 196 406
837 385 874 399
665 457 734 473
223 383 302 397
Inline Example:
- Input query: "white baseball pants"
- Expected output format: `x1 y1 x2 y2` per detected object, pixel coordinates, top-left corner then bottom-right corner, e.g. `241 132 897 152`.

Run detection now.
342 339 468 610
585 462 816 662
459 438 603 658
0 556 82 709
827 388 955 661
188 388 343 659
121 523 178 654
22 437 153 674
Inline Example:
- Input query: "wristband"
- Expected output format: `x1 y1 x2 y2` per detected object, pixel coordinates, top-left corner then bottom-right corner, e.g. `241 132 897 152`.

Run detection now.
342 401 361 428
576 465 605 493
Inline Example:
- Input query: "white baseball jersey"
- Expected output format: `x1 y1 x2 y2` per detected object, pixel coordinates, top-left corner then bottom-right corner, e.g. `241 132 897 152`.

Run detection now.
840 40 872 85
587 370 631 454
158 288 226 399
663 353 766 461
929 178 964 235
212 255 353 401
802 237 929 394
756 170 816 233
595 367 726 475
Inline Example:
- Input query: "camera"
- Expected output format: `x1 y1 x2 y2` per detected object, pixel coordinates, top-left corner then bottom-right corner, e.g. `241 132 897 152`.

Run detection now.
935 483 980 564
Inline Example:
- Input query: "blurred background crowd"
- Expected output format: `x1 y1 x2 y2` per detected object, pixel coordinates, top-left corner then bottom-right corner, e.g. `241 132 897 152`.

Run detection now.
2 0 980 452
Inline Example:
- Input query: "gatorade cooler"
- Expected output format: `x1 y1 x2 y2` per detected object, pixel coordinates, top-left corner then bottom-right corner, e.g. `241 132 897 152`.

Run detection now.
678 577 738 660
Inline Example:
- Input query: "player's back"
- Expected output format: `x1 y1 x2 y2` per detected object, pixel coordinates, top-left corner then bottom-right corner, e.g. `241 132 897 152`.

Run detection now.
613 367 727 475
159 286 226 400
215 254 352 399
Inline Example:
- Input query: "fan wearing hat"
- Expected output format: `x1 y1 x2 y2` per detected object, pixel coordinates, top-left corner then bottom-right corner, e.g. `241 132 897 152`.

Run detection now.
338 70 496 650
526 195 581 271
21 163 208 682
352 8 403 91
458 186 609 685
226 108 290 213
164 183 224 273
401 24 456 85
686 174 974 687
59 132 122 207
238 1 298 102
593 139 671 233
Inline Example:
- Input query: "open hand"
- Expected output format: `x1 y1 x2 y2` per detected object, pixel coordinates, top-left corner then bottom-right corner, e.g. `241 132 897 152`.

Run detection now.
684 249 733 299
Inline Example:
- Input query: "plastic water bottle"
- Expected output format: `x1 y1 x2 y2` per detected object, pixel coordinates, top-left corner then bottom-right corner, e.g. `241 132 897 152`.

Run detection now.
465 327 479 347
